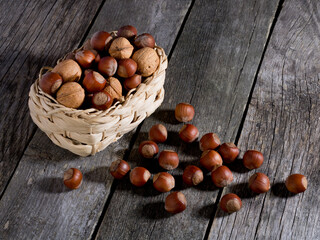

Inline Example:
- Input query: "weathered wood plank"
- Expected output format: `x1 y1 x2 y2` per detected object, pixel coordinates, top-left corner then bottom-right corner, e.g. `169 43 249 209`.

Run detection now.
0 0 105 196
95 0 280 239
0 1 192 239
209 0 320 239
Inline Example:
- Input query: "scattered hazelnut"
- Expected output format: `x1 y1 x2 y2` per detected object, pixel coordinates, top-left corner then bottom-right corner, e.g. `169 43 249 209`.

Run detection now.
153 172 175 192
165 191 187 214
130 167 151 187
134 33 155 48
90 31 112 51
52 59 82 82
132 47 159 77
179 124 199 143
199 133 221 151
109 37 134 59
124 74 142 91
200 150 223 171
175 103 195 122
39 72 62 95
64 168 83 189
83 71 106 93
110 159 131 179
75 50 96 69
249 172 270 193
285 174 307 194
220 193 242 213
218 142 239 163
104 77 122 100
149 124 167 143
117 25 137 39
243 150 264 169
211 166 233 187
117 59 137 78
182 165 204 186
56 82 85 108
98 56 118 77
138 141 159 158
91 90 113 110
158 150 179 170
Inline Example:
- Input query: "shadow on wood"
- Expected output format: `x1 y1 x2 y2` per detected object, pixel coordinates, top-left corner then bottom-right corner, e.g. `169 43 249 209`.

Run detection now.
225 159 251 174
84 166 109 183
37 177 70 193
271 182 295 198
151 109 180 125
140 201 172 219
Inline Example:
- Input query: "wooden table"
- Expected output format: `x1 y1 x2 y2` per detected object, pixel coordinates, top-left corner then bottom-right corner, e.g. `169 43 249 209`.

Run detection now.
0 0 319 239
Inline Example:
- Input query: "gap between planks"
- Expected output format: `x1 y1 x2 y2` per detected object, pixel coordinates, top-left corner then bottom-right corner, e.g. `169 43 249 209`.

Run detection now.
202 0 286 239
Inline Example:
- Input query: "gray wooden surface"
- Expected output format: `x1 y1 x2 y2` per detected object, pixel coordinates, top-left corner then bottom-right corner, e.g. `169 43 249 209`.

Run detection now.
0 0 319 239
209 0 320 239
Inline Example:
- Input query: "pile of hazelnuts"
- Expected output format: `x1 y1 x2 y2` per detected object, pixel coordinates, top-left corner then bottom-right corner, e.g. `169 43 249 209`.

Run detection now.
63 104 308 214
38 25 160 110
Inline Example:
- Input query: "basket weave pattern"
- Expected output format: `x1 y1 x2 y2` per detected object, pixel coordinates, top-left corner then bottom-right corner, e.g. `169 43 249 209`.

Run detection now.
28 45 167 156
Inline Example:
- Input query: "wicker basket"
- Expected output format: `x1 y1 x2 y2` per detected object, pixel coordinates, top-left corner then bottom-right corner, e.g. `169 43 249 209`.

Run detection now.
28 40 167 157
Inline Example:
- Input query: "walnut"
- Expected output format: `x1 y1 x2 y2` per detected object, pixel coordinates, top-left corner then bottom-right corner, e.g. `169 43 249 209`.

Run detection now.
52 59 82 82
109 37 134 59
132 47 159 77
104 77 122 100
56 82 85 109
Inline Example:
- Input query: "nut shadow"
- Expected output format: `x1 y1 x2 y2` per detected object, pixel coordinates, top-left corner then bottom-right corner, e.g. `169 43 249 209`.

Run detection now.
84 166 109 183
197 203 216 219
180 140 202 158
225 159 251 174
151 109 180 125
229 182 257 199
271 182 295 198
140 202 172 219
37 177 71 193
116 179 163 197
195 174 219 192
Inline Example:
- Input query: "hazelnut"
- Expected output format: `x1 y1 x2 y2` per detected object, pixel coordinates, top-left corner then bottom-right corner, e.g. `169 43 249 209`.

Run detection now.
182 165 204 186
90 31 112 51
104 77 122 100
243 150 264 169
153 172 175 192
220 193 242 213
218 142 239 163
117 59 137 78
75 50 96 68
165 192 187 214
200 150 223 171
199 133 221 151
179 124 199 143
65 52 76 60
132 47 159 77
138 141 159 158
249 172 270 193
130 167 151 187
83 71 106 93
117 25 137 39
285 174 307 194
158 150 179 170
124 74 142 91
110 160 131 179
56 82 85 109
64 168 83 189
149 124 167 143
39 72 62 95
134 33 155 48
52 59 82 82
83 39 93 50
91 90 113 110
175 103 195 122
211 166 233 187
109 37 134 59
98 56 118 77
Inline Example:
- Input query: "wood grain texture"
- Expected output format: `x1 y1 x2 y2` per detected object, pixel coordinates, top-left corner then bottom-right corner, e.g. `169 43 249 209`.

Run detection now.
209 0 320 239
95 0 280 239
0 0 104 196
0 1 192 239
